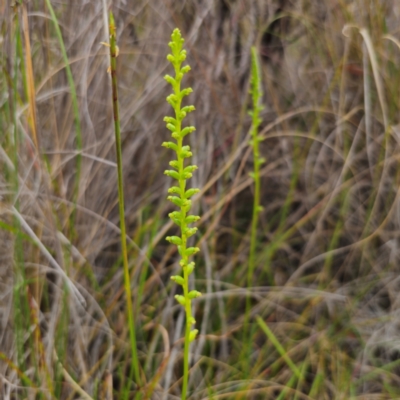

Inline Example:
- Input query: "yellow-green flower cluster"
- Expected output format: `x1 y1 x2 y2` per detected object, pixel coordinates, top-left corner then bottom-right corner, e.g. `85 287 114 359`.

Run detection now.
163 29 201 343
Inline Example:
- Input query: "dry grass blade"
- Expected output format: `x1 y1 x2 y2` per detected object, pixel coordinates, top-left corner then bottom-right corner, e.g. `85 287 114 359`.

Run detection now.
11 206 86 307
21 3 39 151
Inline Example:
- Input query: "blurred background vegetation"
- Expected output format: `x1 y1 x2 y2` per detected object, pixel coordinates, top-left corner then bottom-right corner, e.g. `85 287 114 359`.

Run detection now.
2 0 400 398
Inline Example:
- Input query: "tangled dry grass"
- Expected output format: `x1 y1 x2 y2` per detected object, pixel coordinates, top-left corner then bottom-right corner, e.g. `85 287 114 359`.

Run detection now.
2 0 400 398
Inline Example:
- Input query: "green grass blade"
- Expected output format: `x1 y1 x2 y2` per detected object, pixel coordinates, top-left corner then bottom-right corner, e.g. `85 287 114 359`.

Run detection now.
256 316 302 380
108 11 142 396
44 0 82 228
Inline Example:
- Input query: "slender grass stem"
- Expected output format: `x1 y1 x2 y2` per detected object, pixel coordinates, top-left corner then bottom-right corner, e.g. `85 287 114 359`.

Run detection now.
12 11 27 384
44 0 82 230
21 3 39 152
108 12 142 394
256 316 301 379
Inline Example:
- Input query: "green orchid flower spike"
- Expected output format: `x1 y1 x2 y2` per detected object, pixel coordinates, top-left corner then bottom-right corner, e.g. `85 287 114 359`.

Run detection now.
247 46 265 288
243 47 266 357
163 28 201 400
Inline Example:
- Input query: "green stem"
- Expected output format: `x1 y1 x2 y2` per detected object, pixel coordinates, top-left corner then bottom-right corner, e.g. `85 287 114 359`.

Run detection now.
44 0 82 231
256 316 301 379
108 12 141 393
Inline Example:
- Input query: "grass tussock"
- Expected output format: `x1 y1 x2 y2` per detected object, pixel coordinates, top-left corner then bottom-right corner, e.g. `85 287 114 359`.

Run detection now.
2 0 400 398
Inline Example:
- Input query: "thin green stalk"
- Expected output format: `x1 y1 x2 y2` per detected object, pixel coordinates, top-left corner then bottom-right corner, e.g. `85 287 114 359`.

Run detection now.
276 373 297 400
256 316 301 379
9 10 41 396
108 12 141 393
12 9 28 381
136 207 159 311
44 0 82 229
163 29 201 400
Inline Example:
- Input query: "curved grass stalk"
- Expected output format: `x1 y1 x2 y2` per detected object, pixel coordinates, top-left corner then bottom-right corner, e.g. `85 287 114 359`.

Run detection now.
108 12 142 393
163 29 201 400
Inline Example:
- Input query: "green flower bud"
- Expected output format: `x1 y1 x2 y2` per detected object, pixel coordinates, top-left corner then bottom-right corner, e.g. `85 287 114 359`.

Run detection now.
164 170 180 180
168 196 184 207
188 290 202 299
183 165 197 174
164 74 175 85
180 88 193 98
185 215 200 224
166 94 177 105
166 236 182 245
182 106 195 113
162 141 178 151
168 186 181 194
168 211 182 225
164 116 177 124
181 126 196 137
181 150 193 158
184 188 200 199
171 28 183 43
175 295 186 306
169 211 182 219
184 227 197 238
180 145 193 158
189 329 198 342
166 123 176 132
186 262 195 274
184 247 200 257
170 220 180 227
169 160 179 169
182 199 192 209
171 275 185 285
171 132 181 140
